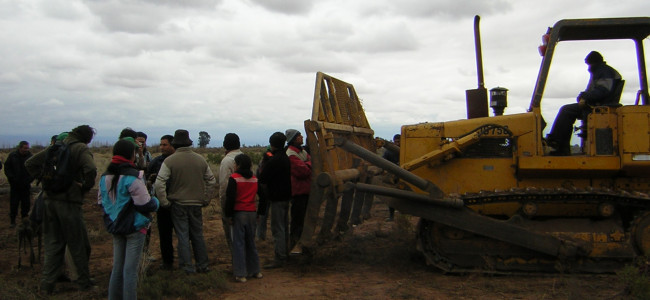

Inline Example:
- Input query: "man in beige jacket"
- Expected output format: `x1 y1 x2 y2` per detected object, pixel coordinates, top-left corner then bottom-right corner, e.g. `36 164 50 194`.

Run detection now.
154 129 216 274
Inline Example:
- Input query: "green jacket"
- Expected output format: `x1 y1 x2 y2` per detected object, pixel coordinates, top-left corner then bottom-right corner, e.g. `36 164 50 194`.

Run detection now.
154 147 216 207
25 134 97 204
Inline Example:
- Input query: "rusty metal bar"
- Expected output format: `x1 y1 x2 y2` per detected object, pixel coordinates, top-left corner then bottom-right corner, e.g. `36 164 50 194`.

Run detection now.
334 137 445 198
402 131 481 171
345 182 465 209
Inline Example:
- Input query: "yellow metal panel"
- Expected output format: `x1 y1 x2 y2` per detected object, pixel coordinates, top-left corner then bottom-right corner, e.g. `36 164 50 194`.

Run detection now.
403 122 444 138
618 106 650 153
411 158 517 194
586 108 618 156
401 137 443 166
519 156 620 176
621 112 650 153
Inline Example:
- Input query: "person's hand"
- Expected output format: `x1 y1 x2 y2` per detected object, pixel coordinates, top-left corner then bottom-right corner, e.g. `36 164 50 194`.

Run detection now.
227 217 233 225
161 200 172 208
578 99 587 108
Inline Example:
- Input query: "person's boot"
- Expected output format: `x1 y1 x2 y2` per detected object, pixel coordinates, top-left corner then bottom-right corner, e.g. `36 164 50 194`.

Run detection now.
263 260 285 269
549 142 571 156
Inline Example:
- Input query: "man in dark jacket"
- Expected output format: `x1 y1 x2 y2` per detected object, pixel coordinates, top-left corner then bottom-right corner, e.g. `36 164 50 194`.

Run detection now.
259 132 292 268
25 125 97 294
546 51 622 156
147 134 176 270
4 141 33 227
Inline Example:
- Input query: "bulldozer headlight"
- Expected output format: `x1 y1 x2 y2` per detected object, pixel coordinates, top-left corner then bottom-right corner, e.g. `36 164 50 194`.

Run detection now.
632 154 650 161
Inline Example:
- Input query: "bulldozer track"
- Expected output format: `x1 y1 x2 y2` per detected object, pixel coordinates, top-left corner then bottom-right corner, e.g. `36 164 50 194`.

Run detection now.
461 187 650 208
416 188 650 274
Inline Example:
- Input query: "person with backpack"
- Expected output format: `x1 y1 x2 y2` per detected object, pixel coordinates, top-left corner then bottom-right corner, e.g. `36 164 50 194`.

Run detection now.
29 132 79 283
99 139 159 300
25 125 98 295
4 141 34 228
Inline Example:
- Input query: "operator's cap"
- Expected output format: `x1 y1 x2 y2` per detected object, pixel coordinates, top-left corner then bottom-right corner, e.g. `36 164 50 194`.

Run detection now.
585 51 603 65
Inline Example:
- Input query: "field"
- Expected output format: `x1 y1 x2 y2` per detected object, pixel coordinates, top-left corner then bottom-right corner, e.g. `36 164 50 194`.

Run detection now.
0 147 642 299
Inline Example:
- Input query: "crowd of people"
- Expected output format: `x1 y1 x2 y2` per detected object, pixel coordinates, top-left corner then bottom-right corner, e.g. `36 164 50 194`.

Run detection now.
4 125 314 299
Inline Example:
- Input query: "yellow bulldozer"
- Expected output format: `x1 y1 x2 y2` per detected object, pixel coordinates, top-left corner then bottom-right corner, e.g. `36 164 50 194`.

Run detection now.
294 16 650 273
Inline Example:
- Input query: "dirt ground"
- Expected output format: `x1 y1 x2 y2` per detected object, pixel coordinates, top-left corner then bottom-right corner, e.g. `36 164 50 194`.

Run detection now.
0 183 633 300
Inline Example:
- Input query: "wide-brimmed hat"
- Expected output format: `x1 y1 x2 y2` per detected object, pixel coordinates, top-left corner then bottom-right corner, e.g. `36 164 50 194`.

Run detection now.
172 129 193 147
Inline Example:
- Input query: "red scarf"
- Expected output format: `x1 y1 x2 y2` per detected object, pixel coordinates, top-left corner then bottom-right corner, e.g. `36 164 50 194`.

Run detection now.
111 155 135 167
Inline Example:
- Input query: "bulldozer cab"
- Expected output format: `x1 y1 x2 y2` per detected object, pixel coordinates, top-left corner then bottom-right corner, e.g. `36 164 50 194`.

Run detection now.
532 17 650 110
533 18 650 158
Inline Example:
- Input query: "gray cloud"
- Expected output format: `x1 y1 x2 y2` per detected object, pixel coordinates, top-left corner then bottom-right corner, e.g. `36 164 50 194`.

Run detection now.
248 0 315 15
355 0 512 19
394 0 513 18
0 0 646 147
84 0 222 34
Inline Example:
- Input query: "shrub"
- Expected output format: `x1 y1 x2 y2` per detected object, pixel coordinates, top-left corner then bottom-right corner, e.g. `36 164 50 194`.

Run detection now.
618 257 650 299
246 150 263 166
206 153 224 165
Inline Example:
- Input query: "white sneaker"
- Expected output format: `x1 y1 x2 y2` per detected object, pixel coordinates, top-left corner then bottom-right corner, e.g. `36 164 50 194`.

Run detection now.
235 276 247 283
290 244 303 255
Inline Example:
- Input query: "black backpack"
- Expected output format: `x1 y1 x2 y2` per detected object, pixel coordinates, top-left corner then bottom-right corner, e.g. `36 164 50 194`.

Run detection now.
41 141 78 193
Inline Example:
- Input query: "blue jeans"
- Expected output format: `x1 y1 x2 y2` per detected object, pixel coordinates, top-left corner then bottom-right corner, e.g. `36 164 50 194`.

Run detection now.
109 231 146 300
271 201 289 262
232 211 260 277
171 204 208 273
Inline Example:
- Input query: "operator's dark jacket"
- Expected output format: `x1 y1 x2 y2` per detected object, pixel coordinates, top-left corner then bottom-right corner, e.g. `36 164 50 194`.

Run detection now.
578 62 622 105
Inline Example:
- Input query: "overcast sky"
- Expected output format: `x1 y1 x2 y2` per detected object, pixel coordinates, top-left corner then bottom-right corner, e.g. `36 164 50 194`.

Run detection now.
0 0 648 148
